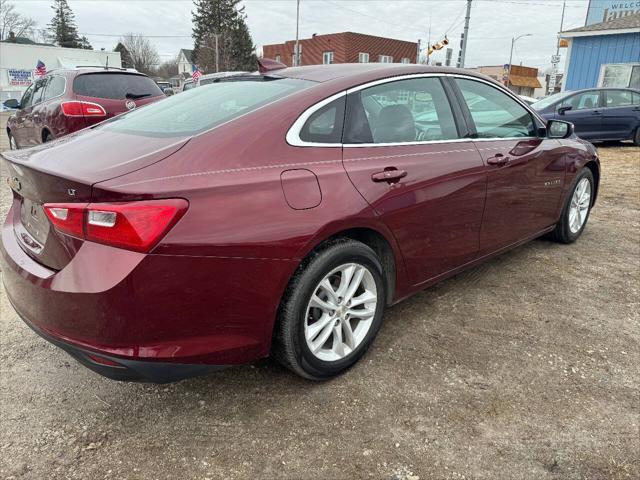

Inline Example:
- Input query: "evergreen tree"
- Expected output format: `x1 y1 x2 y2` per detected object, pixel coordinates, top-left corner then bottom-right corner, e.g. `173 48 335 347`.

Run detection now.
78 35 92 50
191 0 256 73
114 42 133 68
48 0 82 48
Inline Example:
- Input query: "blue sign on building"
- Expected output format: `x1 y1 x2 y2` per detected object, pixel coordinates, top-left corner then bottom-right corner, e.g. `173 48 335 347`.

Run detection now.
586 0 640 26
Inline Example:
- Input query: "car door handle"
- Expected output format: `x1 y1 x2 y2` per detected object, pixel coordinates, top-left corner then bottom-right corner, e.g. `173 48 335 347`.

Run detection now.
371 168 407 184
487 154 510 166
592 110 602 115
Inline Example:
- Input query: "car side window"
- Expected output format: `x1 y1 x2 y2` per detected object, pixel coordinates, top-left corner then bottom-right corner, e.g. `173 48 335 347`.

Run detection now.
31 78 48 105
560 91 600 110
45 76 66 100
455 78 535 138
344 77 459 144
20 85 34 109
605 90 634 108
299 96 346 143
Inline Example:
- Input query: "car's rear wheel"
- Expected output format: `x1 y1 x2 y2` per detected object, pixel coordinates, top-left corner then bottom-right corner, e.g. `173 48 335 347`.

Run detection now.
550 168 594 244
273 239 386 379
634 127 640 146
42 130 51 143
8 131 17 150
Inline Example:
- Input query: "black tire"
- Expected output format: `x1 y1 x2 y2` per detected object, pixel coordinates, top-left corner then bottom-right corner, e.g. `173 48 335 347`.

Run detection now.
273 239 386 380
42 131 51 143
7 131 17 150
549 168 594 244
634 127 640 146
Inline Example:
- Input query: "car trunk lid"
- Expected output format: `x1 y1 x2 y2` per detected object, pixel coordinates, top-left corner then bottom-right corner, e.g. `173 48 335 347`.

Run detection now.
2 128 190 270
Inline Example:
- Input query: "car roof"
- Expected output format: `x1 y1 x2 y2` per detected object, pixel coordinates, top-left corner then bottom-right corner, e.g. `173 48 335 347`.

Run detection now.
273 63 495 85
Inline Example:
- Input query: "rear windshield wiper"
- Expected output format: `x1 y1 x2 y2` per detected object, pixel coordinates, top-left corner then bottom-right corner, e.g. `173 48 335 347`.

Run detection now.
125 93 152 99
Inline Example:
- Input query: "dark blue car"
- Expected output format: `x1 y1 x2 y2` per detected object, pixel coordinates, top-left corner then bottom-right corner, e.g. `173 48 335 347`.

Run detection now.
533 88 640 145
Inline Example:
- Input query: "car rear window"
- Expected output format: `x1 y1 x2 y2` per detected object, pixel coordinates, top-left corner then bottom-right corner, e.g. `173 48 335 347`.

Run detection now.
102 77 314 138
73 73 163 100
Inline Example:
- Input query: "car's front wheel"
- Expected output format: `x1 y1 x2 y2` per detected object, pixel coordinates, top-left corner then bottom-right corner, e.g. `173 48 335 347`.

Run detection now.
273 239 386 379
550 168 594 243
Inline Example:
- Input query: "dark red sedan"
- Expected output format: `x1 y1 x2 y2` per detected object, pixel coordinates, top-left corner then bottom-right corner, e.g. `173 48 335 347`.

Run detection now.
4 67 165 149
1 63 600 382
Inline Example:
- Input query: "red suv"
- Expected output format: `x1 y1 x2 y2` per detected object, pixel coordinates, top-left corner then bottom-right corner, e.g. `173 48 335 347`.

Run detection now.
4 68 165 149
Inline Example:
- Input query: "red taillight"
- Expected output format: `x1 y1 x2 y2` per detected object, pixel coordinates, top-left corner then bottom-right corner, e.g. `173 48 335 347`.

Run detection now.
43 203 87 238
43 199 188 253
61 101 107 117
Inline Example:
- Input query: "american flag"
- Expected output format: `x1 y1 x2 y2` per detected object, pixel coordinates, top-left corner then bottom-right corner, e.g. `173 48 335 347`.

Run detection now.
35 60 46 77
192 65 202 83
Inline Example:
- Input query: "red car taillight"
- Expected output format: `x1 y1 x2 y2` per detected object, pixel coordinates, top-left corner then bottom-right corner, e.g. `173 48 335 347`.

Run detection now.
61 101 107 117
43 199 188 253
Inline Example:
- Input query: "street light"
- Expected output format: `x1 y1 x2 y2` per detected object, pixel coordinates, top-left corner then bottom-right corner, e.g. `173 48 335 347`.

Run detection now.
507 33 532 91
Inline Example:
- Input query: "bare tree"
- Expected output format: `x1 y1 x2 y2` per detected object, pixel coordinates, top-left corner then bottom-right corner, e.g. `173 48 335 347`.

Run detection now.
0 0 37 41
120 33 160 75
152 56 179 79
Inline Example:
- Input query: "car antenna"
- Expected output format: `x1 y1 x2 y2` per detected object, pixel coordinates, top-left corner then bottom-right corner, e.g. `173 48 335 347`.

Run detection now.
257 57 287 74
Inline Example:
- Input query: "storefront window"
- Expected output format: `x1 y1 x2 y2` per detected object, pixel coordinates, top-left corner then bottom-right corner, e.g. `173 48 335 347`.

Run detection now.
600 64 640 88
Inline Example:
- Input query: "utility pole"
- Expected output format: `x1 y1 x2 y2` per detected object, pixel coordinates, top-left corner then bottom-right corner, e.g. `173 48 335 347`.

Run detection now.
426 21 432 65
295 0 300 66
416 39 421 64
556 0 566 56
459 0 472 68
550 0 566 93
507 33 532 90
215 33 219 73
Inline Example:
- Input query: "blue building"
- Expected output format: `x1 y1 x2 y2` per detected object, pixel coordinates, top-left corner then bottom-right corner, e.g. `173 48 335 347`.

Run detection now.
561 13 640 91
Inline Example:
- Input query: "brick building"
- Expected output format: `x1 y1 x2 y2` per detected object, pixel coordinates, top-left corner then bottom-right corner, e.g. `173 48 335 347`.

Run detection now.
262 32 418 67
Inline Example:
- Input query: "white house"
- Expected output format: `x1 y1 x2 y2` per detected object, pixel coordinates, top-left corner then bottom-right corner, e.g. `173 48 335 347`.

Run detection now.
178 49 195 75
0 40 121 102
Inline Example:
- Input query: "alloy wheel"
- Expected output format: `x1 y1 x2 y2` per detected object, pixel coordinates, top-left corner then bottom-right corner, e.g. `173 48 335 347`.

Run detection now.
568 177 591 234
304 263 378 362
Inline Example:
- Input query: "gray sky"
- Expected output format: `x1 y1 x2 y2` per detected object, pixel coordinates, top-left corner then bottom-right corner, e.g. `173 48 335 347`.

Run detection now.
16 0 590 71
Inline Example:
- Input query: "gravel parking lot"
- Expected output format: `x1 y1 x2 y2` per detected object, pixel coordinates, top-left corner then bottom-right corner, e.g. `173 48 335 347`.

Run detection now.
0 111 638 480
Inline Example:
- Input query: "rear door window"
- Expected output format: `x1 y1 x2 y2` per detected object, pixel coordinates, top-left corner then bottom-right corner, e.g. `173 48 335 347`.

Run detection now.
73 73 163 100
604 90 634 108
44 76 66 100
344 77 459 144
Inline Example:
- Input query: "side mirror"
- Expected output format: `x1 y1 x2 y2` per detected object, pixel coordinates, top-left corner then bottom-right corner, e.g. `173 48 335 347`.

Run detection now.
547 119 574 139
557 105 572 115
3 99 20 109
163 88 174 96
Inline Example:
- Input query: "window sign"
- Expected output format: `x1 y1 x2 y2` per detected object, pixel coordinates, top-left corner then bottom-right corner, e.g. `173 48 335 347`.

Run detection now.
8 69 33 86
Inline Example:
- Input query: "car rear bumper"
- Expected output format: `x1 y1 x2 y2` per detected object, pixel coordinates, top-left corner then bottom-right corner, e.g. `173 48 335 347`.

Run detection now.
1 204 298 381
15 307 225 383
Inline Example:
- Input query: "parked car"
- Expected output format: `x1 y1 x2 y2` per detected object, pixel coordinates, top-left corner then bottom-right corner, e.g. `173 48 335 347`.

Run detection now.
155 80 172 91
181 78 195 92
518 95 537 105
3 68 165 149
1 63 600 383
532 87 640 144
181 71 249 92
